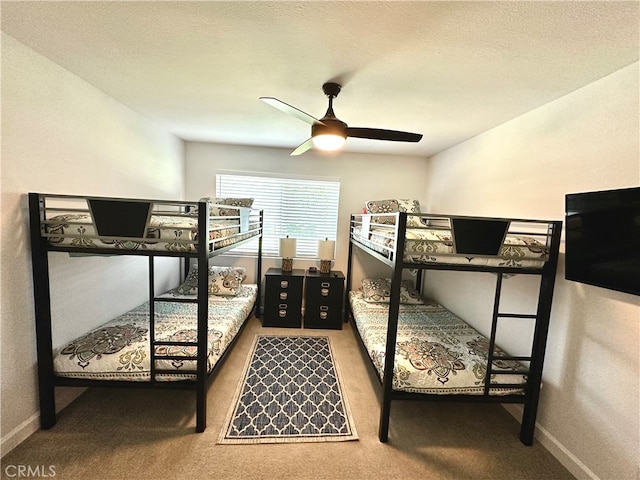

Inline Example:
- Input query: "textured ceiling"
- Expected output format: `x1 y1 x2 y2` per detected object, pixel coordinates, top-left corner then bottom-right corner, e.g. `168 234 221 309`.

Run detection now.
2 1 639 157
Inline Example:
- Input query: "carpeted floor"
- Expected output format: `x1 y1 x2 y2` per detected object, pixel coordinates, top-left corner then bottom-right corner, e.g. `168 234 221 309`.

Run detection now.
1 316 575 480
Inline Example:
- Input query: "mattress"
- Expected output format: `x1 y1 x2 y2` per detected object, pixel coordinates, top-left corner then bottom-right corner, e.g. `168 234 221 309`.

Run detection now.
349 290 527 395
53 285 257 381
353 225 548 268
43 213 256 252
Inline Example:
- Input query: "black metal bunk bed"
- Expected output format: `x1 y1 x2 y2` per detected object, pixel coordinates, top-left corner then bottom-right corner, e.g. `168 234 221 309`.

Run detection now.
344 211 562 445
28 192 263 433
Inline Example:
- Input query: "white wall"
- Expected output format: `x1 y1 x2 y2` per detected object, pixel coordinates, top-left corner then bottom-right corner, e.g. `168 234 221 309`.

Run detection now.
184 142 430 291
0 34 184 455
424 63 639 480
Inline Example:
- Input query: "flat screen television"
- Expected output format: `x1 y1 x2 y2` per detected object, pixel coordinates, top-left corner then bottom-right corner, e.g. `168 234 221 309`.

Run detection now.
565 186 640 296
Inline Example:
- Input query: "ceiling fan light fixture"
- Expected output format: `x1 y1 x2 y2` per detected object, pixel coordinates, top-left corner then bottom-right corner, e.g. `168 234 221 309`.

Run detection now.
312 133 346 151
261 81 423 156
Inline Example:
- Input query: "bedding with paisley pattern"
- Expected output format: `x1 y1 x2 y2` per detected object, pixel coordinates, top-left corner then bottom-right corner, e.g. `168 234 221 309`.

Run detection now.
53 285 257 381
352 224 548 268
44 213 254 253
349 289 527 395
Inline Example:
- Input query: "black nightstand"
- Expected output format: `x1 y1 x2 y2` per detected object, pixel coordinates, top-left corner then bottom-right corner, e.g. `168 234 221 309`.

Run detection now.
304 270 345 330
262 268 305 327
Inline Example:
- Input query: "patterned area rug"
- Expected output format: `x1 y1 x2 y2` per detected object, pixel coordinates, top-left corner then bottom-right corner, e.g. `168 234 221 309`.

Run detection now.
218 335 358 444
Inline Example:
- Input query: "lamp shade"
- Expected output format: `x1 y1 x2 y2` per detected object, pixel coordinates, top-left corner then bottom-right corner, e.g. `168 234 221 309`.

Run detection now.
318 239 335 260
279 237 297 258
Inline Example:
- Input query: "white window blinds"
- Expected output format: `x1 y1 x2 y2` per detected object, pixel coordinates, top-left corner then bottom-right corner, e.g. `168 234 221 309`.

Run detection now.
216 172 340 257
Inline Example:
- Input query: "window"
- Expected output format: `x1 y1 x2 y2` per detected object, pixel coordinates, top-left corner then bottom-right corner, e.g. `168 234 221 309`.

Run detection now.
216 172 340 257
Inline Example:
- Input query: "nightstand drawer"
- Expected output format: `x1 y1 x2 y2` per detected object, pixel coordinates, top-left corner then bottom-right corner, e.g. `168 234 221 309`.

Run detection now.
305 277 343 304
263 302 301 327
304 303 342 329
263 268 304 328
304 270 344 330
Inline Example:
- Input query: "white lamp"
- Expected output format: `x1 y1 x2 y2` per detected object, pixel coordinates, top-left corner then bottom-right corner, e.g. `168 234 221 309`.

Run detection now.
279 236 297 272
318 238 335 274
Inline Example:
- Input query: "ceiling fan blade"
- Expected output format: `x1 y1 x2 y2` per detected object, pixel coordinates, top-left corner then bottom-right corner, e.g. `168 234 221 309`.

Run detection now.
260 97 320 125
290 138 314 156
346 127 423 143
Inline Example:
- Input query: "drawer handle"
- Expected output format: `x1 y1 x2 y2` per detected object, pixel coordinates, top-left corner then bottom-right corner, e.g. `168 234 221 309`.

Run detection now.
320 312 328 319
279 292 288 300
280 280 289 288
278 304 287 309
321 282 331 288
320 306 329 311
279 310 287 317
321 288 329 296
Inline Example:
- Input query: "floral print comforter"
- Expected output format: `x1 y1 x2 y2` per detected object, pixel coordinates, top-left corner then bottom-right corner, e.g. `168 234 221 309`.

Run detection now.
44 213 255 252
353 225 548 268
53 285 257 381
349 290 527 395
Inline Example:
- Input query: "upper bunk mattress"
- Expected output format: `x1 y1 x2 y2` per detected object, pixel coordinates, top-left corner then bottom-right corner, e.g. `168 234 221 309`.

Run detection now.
349 290 528 395
45 213 255 253
352 225 548 268
53 285 257 382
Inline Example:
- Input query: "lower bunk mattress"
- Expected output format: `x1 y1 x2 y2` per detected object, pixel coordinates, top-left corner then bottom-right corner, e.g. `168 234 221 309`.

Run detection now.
349 290 528 395
53 285 257 382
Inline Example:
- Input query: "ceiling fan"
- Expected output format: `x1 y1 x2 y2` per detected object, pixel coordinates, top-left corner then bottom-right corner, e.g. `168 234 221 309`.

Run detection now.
260 82 423 156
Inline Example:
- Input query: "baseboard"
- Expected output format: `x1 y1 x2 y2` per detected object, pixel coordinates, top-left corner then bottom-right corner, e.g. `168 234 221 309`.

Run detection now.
0 412 40 458
502 404 600 480
1 387 86 458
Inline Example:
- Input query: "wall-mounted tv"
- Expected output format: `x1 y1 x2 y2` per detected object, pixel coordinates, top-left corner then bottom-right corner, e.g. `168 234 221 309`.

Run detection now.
565 186 640 296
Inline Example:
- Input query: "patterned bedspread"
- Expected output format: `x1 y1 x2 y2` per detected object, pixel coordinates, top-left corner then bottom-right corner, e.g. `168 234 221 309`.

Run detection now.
349 290 527 395
44 213 255 252
352 225 548 268
53 285 257 381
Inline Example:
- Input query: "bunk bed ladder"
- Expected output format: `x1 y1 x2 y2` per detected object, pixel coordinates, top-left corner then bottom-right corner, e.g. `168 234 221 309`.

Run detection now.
484 221 562 445
149 257 201 383
485 272 537 392
485 271 542 445
520 221 561 444
149 202 210 433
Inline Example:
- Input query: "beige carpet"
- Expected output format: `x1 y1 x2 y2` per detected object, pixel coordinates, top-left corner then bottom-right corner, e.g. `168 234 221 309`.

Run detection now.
1 316 574 480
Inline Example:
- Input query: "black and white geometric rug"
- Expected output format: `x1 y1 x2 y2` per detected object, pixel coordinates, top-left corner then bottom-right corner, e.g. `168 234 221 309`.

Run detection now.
218 335 358 444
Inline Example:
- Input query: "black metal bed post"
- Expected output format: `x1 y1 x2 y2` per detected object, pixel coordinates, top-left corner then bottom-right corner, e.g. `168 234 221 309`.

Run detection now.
519 221 562 445
195 201 209 433
148 256 156 382
28 193 57 429
343 215 355 324
255 210 263 318
379 212 408 442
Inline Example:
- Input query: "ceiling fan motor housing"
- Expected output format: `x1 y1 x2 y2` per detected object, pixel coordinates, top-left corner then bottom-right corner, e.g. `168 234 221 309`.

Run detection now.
322 82 342 98
312 118 347 139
